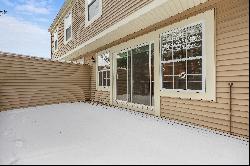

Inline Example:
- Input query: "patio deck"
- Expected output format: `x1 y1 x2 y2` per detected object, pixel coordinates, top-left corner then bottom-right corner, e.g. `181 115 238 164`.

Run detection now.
0 102 248 165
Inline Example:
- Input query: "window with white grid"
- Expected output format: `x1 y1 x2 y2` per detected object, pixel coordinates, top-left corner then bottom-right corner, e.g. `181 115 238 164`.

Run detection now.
97 53 110 88
161 23 204 92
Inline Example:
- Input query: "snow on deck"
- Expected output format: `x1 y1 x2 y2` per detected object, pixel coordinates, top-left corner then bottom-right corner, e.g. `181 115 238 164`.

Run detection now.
0 102 248 165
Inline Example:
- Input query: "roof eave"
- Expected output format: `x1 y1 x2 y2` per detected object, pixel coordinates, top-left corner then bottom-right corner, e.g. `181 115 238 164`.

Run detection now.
49 0 74 33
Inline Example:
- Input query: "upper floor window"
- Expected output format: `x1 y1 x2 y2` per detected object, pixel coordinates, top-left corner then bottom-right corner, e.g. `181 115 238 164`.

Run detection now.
85 0 102 26
64 12 72 44
53 28 58 52
161 22 204 92
97 52 110 89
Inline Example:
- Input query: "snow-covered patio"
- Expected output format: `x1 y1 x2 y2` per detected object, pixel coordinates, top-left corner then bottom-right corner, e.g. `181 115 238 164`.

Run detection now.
0 102 248 165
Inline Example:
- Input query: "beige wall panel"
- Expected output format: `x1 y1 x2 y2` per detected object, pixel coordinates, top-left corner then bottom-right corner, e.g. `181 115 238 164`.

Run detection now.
160 0 249 137
0 52 91 112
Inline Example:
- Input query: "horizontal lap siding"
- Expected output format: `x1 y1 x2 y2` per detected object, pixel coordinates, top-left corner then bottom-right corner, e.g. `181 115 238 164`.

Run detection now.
161 0 249 137
0 53 91 111
52 0 153 59
93 91 110 104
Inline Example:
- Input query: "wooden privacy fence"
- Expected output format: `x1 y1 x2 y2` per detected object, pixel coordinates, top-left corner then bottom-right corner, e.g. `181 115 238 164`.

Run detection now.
0 52 91 111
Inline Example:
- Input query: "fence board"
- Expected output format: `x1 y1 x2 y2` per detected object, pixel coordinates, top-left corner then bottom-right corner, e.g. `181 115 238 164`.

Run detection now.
0 52 91 111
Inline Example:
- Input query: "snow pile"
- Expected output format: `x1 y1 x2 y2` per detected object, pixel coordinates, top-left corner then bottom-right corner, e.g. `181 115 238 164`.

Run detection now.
0 102 248 165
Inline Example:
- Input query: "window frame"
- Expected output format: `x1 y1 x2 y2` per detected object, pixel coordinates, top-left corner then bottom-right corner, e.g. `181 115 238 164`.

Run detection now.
156 9 216 101
160 21 206 93
96 51 111 91
64 11 72 44
85 0 102 27
53 27 59 52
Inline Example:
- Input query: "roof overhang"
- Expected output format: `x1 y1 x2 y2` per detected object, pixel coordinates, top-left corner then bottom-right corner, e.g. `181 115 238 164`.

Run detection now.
58 0 207 61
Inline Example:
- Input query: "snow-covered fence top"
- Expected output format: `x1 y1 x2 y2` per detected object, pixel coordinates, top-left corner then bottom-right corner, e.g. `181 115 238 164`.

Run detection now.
0 52 91 111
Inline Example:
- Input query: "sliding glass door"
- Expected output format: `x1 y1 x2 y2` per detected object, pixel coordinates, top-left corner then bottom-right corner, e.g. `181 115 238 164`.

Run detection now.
116 43 154 106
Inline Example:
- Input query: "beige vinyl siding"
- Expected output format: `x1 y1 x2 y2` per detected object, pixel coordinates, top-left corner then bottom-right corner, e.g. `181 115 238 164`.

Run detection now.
93 91 110 104
161 0 249 137
52 0 153 59
0 52 91 112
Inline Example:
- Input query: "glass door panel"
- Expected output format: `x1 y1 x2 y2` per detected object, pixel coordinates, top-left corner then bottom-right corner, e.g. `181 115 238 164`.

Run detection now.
116 52 128 101
132 45 151 106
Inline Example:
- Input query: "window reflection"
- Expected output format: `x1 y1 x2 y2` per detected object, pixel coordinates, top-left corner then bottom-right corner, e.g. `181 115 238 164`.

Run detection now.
88 0 100 21
161 23 203 91
98 53 110 88
116 52 128 101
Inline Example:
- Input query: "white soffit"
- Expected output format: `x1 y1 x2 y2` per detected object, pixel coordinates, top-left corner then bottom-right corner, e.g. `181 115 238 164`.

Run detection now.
59 0 207 60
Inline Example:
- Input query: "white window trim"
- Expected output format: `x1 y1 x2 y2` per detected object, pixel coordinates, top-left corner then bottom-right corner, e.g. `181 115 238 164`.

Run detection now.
96 51 111 91
85 0 102 27
64 11 72 45
160 21 205 93
53 27 59 52
157 9 215 101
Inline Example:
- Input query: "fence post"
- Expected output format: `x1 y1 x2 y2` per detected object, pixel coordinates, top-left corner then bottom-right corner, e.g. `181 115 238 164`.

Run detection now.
228 82 233 135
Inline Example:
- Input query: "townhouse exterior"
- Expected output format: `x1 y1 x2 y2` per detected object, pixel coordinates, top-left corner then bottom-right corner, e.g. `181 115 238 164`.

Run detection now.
49 0 249 137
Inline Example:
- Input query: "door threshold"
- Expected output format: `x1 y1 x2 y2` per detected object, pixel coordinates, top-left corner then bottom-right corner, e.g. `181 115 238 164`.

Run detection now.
112 100 155 115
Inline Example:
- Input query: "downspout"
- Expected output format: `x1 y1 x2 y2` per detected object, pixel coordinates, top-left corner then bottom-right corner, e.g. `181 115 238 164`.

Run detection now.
228 82 233 135
50 32 53 59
